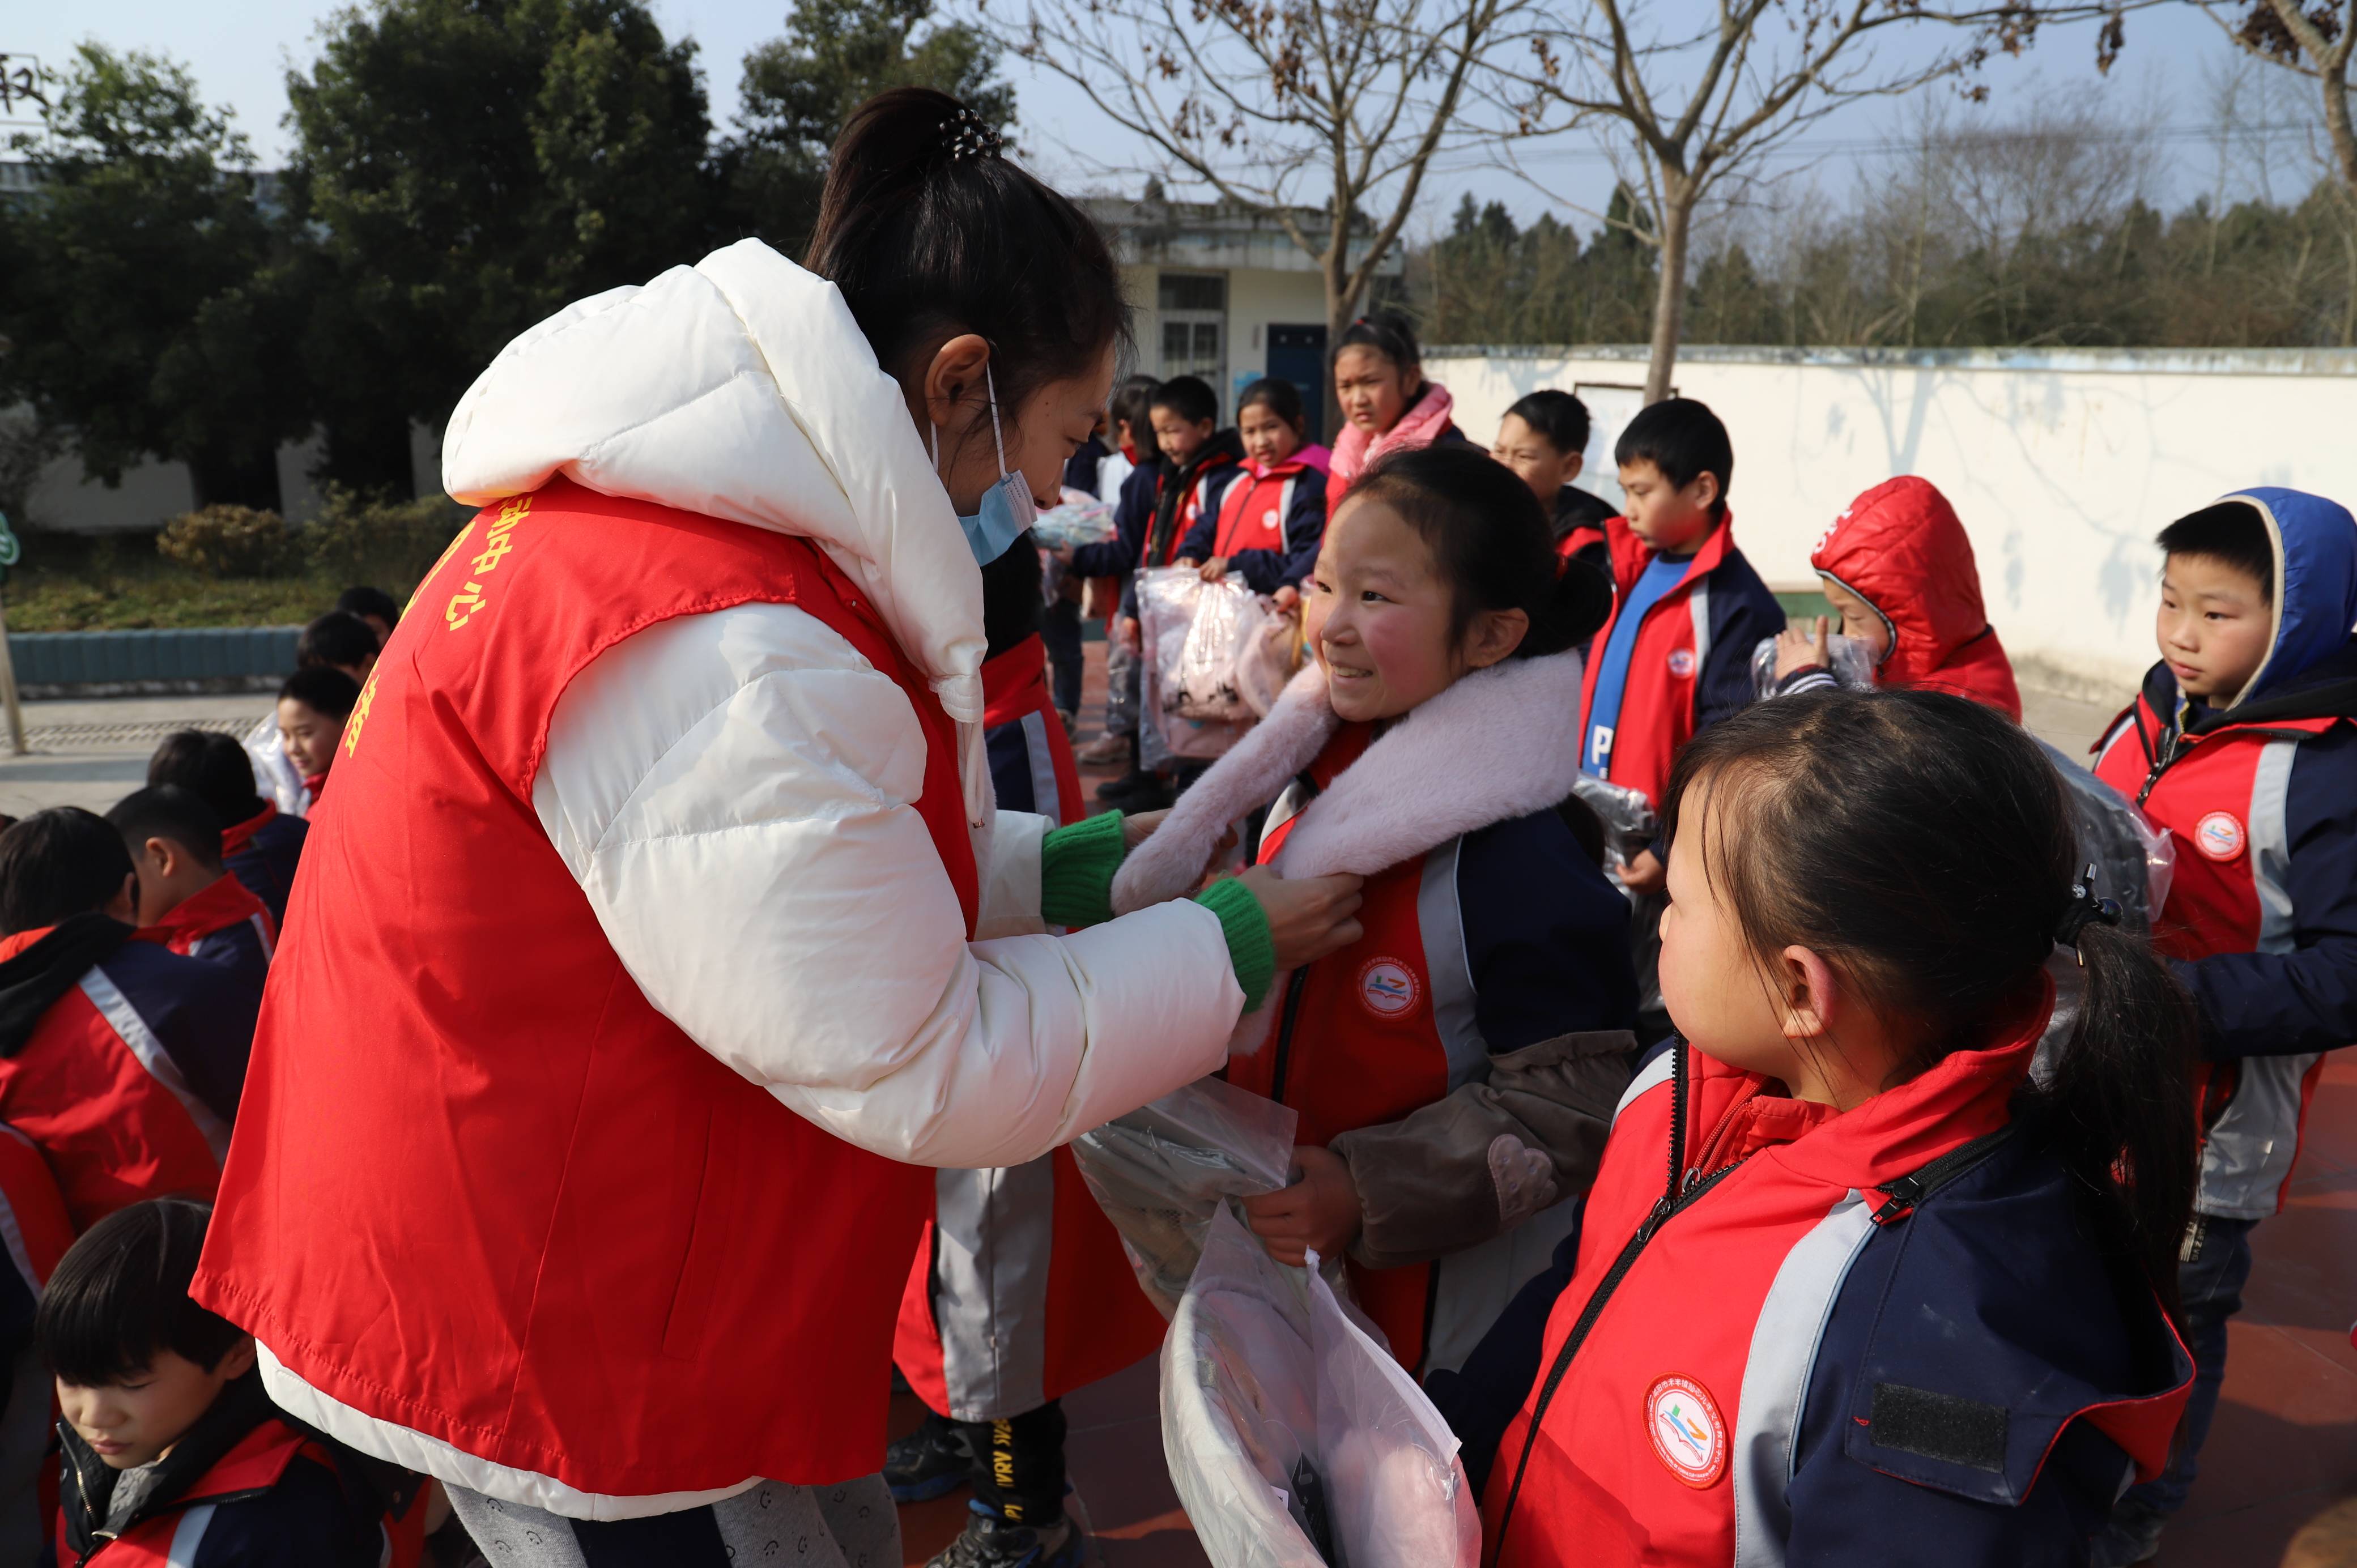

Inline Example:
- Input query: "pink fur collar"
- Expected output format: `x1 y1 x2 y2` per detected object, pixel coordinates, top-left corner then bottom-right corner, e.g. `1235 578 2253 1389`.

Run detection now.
1113 649 1586 911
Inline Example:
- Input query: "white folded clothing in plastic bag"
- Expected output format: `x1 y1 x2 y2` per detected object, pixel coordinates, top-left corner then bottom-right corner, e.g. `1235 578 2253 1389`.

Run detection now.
1165 1208 1480 1568
1749 629 1877 699
1565 773 1658 876
1070 1076 1298 1319
1139 566 1258 761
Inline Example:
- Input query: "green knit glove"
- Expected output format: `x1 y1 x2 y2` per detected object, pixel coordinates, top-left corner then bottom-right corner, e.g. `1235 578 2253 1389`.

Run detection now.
1040 809 1129 928
1193 876 1276 1013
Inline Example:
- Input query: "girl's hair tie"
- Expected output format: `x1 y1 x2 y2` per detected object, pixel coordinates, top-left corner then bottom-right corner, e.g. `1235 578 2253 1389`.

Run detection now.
2054 863 2123 957
939 107 1003 162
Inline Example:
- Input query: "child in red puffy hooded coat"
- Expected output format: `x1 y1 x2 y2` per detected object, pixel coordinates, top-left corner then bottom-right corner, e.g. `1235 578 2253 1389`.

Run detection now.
1769 476 2022 720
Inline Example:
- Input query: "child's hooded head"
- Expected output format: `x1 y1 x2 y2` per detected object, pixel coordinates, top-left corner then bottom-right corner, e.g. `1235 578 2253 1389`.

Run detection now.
39 1199 256 1470
1306 444 1610 723
2154 497 2293 708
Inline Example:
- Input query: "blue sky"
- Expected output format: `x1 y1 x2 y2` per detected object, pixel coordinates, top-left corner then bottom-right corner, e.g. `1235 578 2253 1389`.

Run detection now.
0 0 2316 235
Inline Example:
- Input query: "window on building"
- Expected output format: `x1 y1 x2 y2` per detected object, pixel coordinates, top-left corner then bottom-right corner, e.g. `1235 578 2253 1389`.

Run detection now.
1156 272 1227 403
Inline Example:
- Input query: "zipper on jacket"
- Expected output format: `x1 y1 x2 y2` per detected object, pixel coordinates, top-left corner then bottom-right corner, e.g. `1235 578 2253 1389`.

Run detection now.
1268 967 1312 1105
1491 1045 1751 1548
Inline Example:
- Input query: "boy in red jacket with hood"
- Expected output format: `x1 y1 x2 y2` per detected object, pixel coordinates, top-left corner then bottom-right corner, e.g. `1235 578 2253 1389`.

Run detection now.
1769 476 2022 719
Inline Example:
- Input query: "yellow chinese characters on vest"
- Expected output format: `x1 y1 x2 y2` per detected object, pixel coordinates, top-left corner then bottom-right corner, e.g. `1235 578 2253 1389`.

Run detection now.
445 495 534 632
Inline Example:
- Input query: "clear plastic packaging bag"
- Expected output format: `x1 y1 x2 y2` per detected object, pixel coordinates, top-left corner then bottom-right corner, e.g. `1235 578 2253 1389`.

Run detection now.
1750 630 1877 700
1566 773 1659 875
1071 1077 1299 1319
1236 607 1306 719
2037 739 2175 933
1031 496 1119 552
1164 1208 1480 1568
1138 566 1258 761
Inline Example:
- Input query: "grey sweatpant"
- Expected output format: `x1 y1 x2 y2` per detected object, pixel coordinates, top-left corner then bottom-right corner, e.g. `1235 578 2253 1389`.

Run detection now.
450 1475 899 1567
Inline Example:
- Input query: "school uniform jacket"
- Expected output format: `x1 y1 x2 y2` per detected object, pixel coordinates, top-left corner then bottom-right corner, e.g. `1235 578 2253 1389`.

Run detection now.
1797 476 2022 720
895 636 1168 1421
0 1122 72 1566
219 803 307 928
1577 514 1786 809
1469 1024 2192 1568
2092 486 2357 1221
0 916 248 1231
1551 486 1615 574
57 1375 413 1567
1112 653 1639 1376
1066 459 1163 583
141 876 276 998
195 242 1241 1519
1179 455 1326 593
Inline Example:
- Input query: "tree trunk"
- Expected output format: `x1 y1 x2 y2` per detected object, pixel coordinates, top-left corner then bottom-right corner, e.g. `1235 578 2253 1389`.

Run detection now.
1644 171 1695 405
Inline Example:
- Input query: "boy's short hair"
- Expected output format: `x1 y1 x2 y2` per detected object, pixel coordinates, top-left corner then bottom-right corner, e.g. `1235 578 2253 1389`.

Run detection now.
1506 390 1592 457
280 666 361 721
1148 375 1219 428
334 586 399 634
296 611 379 672
0 808 135 935
106 785 224 872
147 730 264 828
37 1199 244 1387
1614 398 1734 517
2158 501 2274 604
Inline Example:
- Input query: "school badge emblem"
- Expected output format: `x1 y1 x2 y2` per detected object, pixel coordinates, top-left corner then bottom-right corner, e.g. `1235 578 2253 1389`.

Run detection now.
1645 1374 1728 1488
1357 958 1419 1018
2195 811 2247 862
1667 648 1697 678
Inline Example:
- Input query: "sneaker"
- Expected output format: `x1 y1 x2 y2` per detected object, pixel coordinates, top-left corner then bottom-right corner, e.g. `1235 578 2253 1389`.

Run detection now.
927 1501 1084 1568
884 1415 971 1503
1074 732 1129 765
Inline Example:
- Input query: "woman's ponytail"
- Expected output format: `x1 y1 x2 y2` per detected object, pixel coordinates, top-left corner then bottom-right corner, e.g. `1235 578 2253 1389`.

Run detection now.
2039 921 2199 1319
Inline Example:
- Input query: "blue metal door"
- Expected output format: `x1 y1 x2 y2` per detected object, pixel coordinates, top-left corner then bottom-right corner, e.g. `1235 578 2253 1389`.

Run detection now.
1266 323 1329 445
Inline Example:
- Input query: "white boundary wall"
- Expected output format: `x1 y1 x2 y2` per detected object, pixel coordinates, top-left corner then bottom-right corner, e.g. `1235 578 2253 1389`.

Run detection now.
1425 344 2357 696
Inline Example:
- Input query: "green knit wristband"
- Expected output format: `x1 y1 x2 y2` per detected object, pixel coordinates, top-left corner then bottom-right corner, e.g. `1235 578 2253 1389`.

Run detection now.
1040 809 1129 928
1193 876 1277 1013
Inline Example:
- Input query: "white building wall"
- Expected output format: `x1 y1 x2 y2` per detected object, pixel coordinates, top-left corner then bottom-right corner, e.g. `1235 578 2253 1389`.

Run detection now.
1426 346 2357 695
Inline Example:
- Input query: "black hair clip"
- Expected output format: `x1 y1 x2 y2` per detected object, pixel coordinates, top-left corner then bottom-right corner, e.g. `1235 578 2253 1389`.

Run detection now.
940 108 1003 162
2054 862 2122 962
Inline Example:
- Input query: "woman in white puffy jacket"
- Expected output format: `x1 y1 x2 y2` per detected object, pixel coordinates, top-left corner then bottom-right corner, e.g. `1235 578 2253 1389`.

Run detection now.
190 88 1363 1568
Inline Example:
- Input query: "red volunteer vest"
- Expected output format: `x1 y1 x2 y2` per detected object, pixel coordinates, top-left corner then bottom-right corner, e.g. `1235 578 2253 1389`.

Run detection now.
1227 723 1472 1370
2094 698 2342 1216
193 479 979 1499
1211 465 1303 559
0 930 224 1232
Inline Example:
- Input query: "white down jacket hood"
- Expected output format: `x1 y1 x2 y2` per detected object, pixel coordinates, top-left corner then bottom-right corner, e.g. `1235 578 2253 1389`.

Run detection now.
441 237 994 822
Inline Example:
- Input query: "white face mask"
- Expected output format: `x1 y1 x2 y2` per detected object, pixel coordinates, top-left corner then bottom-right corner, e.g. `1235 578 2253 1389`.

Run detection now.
934 366 1037 565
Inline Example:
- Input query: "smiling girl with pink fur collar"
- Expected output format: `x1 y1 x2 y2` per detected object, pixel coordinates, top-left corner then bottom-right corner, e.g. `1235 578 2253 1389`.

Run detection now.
1113 443 1639 1375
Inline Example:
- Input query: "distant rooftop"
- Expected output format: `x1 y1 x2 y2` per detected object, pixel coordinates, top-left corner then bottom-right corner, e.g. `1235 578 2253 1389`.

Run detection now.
1083 191 1401 276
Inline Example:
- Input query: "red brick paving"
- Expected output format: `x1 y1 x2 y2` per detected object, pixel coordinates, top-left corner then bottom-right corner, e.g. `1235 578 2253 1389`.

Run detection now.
897 638 2357 1568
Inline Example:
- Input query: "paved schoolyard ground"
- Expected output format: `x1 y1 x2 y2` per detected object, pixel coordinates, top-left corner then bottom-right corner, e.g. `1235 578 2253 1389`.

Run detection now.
0 666 2341 1567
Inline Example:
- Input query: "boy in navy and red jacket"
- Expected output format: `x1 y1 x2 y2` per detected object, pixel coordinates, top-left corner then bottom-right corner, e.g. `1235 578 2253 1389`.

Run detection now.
44 1198 422 1566
2090 488 2357 1566
147 730 309 928
0 809 256 1232
107 787 276 996
888 537 1166 1568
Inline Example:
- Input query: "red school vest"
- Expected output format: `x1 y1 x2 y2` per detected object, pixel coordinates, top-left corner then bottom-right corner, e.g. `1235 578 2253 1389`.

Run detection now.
192 479 978 1501
1227 723 1486 1371
2094 698 2342 1218
1211 465 1305 558
1576 516 1743 809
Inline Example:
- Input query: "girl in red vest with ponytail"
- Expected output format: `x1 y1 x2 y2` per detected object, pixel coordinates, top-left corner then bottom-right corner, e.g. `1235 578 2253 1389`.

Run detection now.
1449 689 2197 1568
190 88 1365 1568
